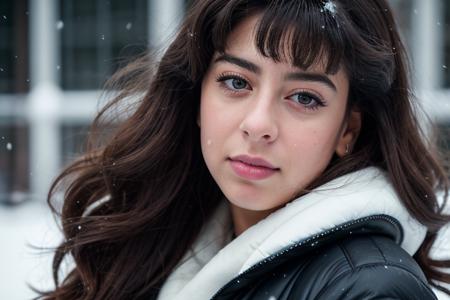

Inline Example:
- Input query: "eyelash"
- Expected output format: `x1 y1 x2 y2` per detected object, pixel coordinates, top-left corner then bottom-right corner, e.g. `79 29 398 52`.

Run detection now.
215 73 327 111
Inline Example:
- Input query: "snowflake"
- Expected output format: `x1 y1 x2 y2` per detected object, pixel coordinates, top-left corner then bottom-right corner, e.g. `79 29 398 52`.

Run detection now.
323 0 337 15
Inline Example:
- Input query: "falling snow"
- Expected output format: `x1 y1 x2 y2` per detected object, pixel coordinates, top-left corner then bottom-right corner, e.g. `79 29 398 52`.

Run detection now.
125 22 132 30
6 143 12 151
56 20 64 30
323 0 337 15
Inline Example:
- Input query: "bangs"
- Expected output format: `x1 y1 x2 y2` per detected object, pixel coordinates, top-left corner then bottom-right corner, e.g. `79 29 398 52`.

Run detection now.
211 0 346 74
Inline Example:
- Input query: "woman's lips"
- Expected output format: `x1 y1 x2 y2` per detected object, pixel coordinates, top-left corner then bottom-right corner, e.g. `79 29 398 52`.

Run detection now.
228 156 279 180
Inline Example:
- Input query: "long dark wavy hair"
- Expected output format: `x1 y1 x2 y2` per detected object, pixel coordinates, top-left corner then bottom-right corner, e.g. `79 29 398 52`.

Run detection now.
38 0 450 299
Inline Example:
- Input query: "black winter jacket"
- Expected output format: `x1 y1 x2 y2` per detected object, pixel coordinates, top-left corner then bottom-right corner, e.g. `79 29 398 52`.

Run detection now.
211 215 437 300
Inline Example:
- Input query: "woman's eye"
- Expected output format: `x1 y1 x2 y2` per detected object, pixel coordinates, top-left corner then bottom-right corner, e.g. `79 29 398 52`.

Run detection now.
217 75 250 91
289 92 325 110
228 78 248 90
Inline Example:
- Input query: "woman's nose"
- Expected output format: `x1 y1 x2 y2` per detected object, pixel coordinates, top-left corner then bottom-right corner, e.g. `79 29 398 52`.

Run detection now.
239 98 278 144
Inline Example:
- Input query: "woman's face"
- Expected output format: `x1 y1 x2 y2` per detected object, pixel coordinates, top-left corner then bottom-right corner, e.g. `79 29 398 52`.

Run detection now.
199 14 355 213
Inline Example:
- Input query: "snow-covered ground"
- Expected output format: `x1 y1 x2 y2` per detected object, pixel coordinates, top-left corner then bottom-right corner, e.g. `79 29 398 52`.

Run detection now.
1 200 449 299
0 201 60 300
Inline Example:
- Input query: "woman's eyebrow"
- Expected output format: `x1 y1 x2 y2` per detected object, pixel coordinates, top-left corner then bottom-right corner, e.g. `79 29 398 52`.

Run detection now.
285 72 337 91
214 53 261 74
214 53 337 92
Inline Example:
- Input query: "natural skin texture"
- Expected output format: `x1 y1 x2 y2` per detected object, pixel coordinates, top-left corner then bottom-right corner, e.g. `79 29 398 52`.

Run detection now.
199 14 361 236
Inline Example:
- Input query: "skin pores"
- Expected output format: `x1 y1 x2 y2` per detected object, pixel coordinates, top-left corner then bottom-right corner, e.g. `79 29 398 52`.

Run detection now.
199 14 357 235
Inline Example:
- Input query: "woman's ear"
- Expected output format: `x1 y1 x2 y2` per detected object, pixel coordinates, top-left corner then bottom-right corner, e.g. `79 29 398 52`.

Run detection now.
335 109 361 157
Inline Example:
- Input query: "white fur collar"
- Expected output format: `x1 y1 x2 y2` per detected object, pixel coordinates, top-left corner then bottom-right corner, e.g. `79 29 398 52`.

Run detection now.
157 167 427 300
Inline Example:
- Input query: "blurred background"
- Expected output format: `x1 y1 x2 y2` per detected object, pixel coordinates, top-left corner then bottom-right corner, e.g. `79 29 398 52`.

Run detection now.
0 0 449 299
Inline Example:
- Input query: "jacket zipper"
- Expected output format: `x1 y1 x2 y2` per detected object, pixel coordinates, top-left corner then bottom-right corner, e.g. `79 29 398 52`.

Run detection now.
210 214 401 299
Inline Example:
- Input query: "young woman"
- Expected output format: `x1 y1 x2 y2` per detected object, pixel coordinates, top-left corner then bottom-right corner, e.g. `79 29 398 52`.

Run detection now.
40 0 450 299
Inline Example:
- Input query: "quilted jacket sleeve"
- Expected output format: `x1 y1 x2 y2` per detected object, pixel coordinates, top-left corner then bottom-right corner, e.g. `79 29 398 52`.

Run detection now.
315 255 437 300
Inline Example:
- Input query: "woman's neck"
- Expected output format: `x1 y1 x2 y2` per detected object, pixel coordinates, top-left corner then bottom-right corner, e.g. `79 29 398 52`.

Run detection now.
230 203 278 236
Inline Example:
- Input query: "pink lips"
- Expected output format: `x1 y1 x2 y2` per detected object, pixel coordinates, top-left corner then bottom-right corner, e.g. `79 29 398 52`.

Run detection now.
229 155 279 180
